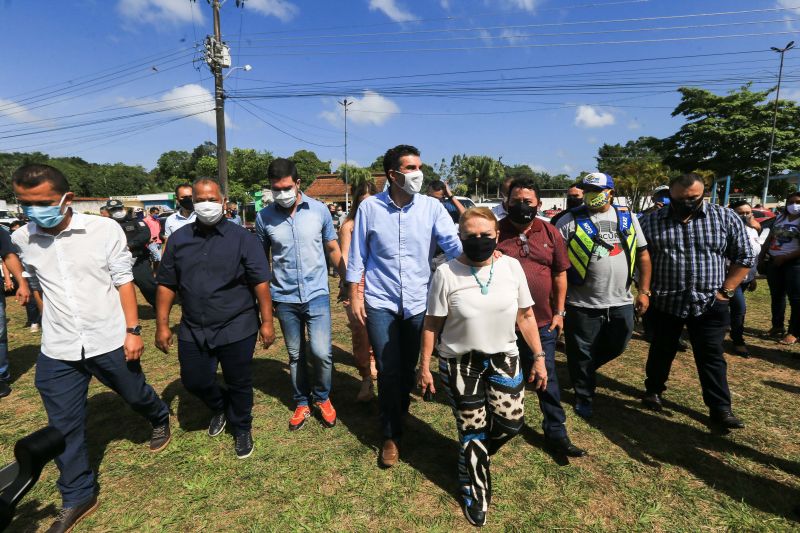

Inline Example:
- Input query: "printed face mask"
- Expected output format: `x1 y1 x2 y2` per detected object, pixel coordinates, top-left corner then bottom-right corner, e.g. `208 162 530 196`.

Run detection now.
584 190 611 209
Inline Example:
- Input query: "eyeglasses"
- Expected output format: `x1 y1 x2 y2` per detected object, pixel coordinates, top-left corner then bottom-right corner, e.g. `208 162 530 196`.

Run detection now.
516 233 530 257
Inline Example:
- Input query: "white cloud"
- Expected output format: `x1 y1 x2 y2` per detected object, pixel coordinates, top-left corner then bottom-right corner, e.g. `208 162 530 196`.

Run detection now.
478 29 494 46
587 136 598 144
562 164 574 174
0 98 46 125
574 105 616 128
368 0 415 22
492 0 540 12
777 0 800 29
246 0 299 21
440 0 451 8
627 119 642 130
499 29 528 45
320 91 400 127
117 0 201 25
122 83 229 129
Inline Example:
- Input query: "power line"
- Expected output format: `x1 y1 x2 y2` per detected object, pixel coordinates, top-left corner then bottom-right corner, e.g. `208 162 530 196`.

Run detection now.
235 101 344 148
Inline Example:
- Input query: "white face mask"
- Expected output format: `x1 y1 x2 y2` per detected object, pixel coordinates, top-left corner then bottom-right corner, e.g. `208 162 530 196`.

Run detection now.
194 201 224 226
274 187 297 208
787 203 800 216
111 210 126 220
396 169 424 195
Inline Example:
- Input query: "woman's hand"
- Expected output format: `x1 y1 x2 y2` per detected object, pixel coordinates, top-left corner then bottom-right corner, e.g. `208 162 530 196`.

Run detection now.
528 357 548 392
417 366 436 396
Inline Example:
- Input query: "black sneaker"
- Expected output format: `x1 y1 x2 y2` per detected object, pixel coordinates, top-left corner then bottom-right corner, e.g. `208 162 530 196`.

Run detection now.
208 412 227 437
461 499 486 527
46 494 99 533
150 421 171 452
641 392 663 412
235 431 254 459
0 380 10 399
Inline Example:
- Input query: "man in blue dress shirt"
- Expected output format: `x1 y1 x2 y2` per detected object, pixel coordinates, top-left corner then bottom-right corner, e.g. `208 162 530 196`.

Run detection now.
156 179 276 459
256 158 347 432
346 145 462 468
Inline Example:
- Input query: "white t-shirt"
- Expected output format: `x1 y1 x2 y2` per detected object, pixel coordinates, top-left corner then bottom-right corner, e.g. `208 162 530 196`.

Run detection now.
768 215 800 256
426 255 534 358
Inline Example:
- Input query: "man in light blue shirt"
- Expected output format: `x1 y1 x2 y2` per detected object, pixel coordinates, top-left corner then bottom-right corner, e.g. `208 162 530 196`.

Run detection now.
256 158 346 431
164 182 196 242
347 144 461 467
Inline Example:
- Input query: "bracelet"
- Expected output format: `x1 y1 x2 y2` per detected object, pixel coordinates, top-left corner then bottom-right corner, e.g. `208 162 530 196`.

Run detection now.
533 351 546 361
555 310 566 317
640 290 652 297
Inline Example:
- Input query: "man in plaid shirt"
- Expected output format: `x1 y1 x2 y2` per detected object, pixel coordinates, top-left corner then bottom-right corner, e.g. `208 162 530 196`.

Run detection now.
639 173 754 429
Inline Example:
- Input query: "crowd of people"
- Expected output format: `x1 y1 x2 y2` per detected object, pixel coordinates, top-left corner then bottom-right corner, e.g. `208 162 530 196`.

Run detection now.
0 145 797 529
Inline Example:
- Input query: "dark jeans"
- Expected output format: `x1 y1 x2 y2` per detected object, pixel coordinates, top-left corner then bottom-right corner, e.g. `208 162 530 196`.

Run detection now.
766 259 800 336
644 301 732 410
178 334 257 435
35 347 169 506
25 292 41 326
516 326 567 439
0 293 7 381
365 307 424 440
132 258 157 307
729 282 750 345
564 304 635 403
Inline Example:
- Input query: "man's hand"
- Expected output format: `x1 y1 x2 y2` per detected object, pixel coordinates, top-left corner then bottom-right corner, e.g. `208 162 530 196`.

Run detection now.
259 321 276 349
336 282 348 303
155 325 173 354
715 292 731 302
528 358 548 392
444 181 454 198
548 314 563 333
124 333 144 361
350 296 368 326
635 294 650 316
3 279 12 293
15 282 30 306
417 367 437 396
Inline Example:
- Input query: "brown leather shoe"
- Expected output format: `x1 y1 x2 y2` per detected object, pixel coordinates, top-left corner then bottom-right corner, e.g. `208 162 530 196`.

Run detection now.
379 439 399 468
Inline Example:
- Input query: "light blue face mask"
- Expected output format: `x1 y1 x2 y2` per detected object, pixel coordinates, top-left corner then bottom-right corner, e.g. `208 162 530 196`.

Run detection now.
22 194 68 229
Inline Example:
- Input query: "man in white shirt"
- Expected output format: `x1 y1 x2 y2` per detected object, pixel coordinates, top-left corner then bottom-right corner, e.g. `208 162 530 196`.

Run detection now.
163 182 196 244
11 164 170 533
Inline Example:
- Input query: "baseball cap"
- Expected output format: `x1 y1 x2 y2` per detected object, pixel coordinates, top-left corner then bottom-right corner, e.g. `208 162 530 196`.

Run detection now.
105 199 124 210
578 172 615 190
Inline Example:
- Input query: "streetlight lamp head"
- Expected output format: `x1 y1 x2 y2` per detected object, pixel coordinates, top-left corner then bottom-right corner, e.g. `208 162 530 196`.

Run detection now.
771 47 781 52
787 41 795 50
243 64 252 71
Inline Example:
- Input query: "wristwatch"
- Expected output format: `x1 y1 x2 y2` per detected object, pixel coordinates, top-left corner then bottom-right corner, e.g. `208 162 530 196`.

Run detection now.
555 310 567 317
719 287 736 299
126 325 142 336
533 351 546 361
640 290 652 297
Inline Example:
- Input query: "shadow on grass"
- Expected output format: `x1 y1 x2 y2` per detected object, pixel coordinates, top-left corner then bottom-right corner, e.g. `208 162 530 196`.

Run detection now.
763 379 800 395
137 304 156 322
8 498 58 533
8 345 38 385
745 343 800 371
161 379 213 432
587 373 800 519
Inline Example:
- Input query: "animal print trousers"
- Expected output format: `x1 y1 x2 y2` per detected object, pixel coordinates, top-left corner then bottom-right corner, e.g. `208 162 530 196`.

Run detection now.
439 350 525 513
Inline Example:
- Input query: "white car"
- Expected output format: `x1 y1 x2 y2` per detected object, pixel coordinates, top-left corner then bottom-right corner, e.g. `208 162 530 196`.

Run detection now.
0 210 20 229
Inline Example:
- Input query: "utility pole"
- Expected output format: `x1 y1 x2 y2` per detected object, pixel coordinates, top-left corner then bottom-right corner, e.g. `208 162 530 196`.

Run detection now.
762 41 795 206
338 98 352 210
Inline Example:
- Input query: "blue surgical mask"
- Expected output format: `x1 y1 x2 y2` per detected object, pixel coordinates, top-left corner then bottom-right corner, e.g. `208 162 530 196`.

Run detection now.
23 194 68 229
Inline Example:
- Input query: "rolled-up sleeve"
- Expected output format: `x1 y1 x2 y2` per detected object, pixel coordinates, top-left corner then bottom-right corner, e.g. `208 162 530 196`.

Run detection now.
346 205 368 284
725 210 756 268
433 203 462 260
106 223 134 287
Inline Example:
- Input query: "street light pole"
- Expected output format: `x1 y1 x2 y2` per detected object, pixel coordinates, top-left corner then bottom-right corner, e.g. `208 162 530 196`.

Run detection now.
338 99 352 210
762 41 795 206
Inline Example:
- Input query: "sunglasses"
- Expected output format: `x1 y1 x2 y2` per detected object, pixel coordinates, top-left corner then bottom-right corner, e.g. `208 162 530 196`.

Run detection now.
516 233 530 257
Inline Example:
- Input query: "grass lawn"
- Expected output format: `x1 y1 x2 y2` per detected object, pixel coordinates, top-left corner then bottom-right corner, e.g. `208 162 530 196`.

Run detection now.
1 281 799 532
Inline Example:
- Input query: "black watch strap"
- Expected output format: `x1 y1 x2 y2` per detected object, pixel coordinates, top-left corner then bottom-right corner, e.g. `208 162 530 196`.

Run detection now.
126 325 142 336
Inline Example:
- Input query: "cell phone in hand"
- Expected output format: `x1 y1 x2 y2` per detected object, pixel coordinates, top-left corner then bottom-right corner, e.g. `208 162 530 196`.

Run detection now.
423 389 434 402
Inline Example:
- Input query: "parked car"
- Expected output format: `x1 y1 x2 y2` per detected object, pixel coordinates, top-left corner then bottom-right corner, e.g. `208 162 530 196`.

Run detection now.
0 210 20 229
454 196 476 210
752 209 775 224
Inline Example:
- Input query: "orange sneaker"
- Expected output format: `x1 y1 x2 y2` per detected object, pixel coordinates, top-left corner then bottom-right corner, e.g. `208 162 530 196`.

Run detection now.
315 399 337 428
289 405 311 431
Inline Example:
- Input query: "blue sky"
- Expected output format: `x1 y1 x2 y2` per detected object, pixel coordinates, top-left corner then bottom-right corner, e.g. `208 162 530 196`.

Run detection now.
1 0 799 178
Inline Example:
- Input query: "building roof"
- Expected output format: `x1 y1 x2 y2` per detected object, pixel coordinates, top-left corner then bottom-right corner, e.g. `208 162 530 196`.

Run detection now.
305 174 387 203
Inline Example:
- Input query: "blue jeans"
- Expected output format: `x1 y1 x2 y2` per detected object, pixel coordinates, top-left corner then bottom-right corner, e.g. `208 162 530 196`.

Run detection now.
767 259 800 336
35 348 169 506
274 294 333 406
729 283 749 345
516 326 567 440
365 307 425 440
0 293 7 381
564 304 635 403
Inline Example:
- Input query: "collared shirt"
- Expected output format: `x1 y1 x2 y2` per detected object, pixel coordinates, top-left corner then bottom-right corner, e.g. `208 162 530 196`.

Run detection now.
228 214 243 226
639 202 755 318
11 212 134 361
157 219 271 348
497 217 569 328
255 193 337 304
164 210 196 238
144 215 162 244
346 190 462 318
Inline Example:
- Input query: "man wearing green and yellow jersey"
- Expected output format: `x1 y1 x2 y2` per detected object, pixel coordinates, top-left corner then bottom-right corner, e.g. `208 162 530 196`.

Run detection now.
555 172 651 419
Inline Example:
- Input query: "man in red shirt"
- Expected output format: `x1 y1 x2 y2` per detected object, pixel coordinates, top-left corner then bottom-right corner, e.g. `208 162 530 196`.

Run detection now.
496 178 586 458
143 206 162 270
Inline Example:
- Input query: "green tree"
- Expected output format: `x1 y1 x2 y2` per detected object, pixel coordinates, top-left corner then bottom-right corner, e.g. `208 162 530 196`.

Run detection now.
336 164 374 191
229 148 273 190
597 137 674 211
663 84 800 196
291 150 330 182
195 155 219 179
152 150 192 189
452 155 505 199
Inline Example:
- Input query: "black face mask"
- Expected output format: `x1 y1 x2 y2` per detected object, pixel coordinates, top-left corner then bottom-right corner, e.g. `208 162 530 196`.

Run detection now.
461 236 497 263
566 197 583 209
178 197 194 211
508 202 537 225
670 197 702 218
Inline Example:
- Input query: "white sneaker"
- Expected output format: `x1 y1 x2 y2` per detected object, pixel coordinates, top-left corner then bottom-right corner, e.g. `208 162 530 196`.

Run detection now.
356 377 374 402
30 324 40 333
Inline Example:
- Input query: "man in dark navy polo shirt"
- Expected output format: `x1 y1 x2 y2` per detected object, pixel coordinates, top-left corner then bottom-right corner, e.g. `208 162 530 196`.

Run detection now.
155 178 275 459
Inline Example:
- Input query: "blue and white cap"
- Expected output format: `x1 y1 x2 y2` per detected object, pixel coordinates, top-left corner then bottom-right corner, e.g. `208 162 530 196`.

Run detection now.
578 172 615 190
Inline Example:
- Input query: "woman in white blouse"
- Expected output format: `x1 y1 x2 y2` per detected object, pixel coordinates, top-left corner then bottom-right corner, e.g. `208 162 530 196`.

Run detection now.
417 207 546 528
